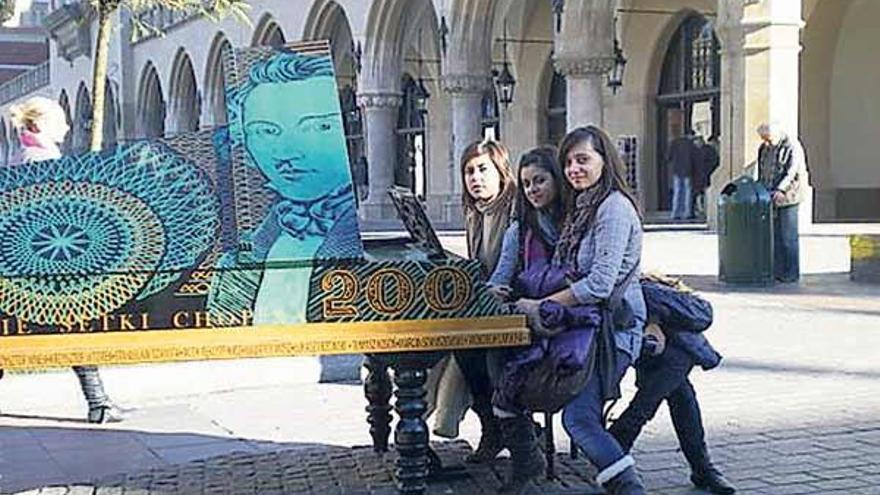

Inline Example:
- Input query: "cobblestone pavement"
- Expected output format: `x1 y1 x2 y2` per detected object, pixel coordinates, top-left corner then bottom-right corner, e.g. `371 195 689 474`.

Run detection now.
2 231 880 494
9 441 602 494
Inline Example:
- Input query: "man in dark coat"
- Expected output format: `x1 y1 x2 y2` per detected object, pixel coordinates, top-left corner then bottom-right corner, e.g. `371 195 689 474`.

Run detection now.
667 131 700 220
693 137 720 217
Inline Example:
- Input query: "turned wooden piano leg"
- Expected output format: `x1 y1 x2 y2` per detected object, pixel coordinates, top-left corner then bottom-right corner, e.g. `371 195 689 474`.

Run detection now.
364 354 393 453
391 359 431 495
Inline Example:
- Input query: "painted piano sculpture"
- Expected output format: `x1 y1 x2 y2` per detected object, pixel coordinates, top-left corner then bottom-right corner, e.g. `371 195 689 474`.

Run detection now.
0 41 528 493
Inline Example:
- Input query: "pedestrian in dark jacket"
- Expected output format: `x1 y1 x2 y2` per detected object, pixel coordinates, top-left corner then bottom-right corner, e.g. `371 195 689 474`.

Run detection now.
609 275 736 494
667 131 699 220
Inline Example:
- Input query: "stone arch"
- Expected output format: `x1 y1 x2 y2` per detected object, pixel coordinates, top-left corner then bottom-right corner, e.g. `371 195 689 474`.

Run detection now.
362 0 437 91
639 7 720 214
802 0 879 220
204 32 232 127
303 0 356 81
251 13 286 47
168 48 201 134
72 81 92 153
137 62 166 139
58 89 72 153
443 0 499 75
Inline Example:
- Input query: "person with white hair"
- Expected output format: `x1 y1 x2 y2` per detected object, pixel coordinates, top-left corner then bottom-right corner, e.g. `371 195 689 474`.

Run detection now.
8 96 71 163
4 96 125 423
756 122 808 283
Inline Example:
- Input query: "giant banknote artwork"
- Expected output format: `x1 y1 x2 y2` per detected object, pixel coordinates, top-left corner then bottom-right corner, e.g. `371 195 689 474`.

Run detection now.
0 41 526 369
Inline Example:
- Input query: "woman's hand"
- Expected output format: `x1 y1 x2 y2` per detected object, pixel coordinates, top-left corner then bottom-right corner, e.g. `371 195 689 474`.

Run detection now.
514 298 542 316
487 284 513 303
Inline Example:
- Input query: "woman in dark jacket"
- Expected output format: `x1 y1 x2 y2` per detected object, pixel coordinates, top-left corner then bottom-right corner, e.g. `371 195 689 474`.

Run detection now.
486 146 568 494
609 276 736 494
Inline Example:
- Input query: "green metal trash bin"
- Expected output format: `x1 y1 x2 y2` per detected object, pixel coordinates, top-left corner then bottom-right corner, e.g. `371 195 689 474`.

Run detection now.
718 176 773 284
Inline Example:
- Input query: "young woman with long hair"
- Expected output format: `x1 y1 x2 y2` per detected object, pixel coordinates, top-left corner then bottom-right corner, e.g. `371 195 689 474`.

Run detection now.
485 146 567 493
514 126 647 494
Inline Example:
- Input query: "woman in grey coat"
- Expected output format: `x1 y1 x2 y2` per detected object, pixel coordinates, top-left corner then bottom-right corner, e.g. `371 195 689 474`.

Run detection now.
515 126 646 494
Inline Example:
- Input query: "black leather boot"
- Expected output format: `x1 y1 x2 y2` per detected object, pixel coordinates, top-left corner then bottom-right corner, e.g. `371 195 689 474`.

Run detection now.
602 465 646 495
498 416 545 494
691 466 736 494
466 411 504 463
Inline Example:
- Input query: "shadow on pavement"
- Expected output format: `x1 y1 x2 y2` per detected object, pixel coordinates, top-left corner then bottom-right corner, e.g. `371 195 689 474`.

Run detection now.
0 425 602 494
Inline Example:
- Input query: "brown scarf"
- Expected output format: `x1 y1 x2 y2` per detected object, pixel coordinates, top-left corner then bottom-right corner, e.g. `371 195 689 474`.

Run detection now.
465 182 515 275
553 185 608 267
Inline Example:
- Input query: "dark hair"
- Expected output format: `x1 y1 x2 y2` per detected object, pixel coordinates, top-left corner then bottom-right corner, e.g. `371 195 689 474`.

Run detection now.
557 125 641 218
513 146 565 272
515 146 565 237
459 139 515 213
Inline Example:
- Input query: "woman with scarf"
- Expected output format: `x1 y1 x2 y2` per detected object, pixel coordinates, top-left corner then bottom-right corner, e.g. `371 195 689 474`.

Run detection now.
5 96 124 424
485 146 568 494
514 126 647 494
448 139 516 463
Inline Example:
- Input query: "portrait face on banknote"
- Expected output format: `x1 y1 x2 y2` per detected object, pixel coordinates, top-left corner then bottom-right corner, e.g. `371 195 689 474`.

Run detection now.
224 46 363 266
240 54 349 202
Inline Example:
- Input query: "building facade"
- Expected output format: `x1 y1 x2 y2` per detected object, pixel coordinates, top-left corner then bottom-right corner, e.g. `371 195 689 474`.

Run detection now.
0 0 877 226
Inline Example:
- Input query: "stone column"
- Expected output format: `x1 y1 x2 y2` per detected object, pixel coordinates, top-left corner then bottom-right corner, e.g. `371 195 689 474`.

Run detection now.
554 56 614 129
709 0 810 230
358 91 402 221
441 74 490 224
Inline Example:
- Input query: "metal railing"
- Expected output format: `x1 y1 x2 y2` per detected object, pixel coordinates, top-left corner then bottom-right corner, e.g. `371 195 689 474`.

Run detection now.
0 61 50 106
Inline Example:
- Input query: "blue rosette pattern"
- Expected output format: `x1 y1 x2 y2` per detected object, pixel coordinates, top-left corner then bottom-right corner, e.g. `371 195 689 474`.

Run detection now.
0 141 219 325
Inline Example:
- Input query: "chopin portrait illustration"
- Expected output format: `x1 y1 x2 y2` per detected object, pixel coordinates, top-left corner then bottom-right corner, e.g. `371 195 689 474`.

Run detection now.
216 45 363 325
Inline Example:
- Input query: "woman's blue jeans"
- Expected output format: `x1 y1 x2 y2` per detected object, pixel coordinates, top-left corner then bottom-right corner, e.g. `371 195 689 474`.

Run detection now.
562 349 632 471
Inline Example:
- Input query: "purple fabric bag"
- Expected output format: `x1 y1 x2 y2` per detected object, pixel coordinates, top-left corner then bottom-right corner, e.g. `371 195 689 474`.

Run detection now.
494 258 601 414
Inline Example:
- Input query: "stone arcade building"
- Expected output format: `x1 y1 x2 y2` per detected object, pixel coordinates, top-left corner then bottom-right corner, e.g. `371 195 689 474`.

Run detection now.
1 0 878 226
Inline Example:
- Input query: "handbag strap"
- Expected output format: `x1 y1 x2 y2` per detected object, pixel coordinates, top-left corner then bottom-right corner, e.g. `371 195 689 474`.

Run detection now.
608 262 639 309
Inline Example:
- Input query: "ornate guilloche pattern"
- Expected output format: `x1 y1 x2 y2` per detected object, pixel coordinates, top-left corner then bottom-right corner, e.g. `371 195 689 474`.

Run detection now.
0 40 528 369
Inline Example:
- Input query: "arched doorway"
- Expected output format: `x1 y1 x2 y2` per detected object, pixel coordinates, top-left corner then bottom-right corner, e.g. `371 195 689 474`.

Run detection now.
58 90 72 153
252 14 286 47
73 82 92 153
545 66 567 146
169 50 200 134
102 80 119 149
802 0 880 221
655 13 720 215
397 73 426 197
137 63 166 139
303 1 365 203
204 33 232 127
